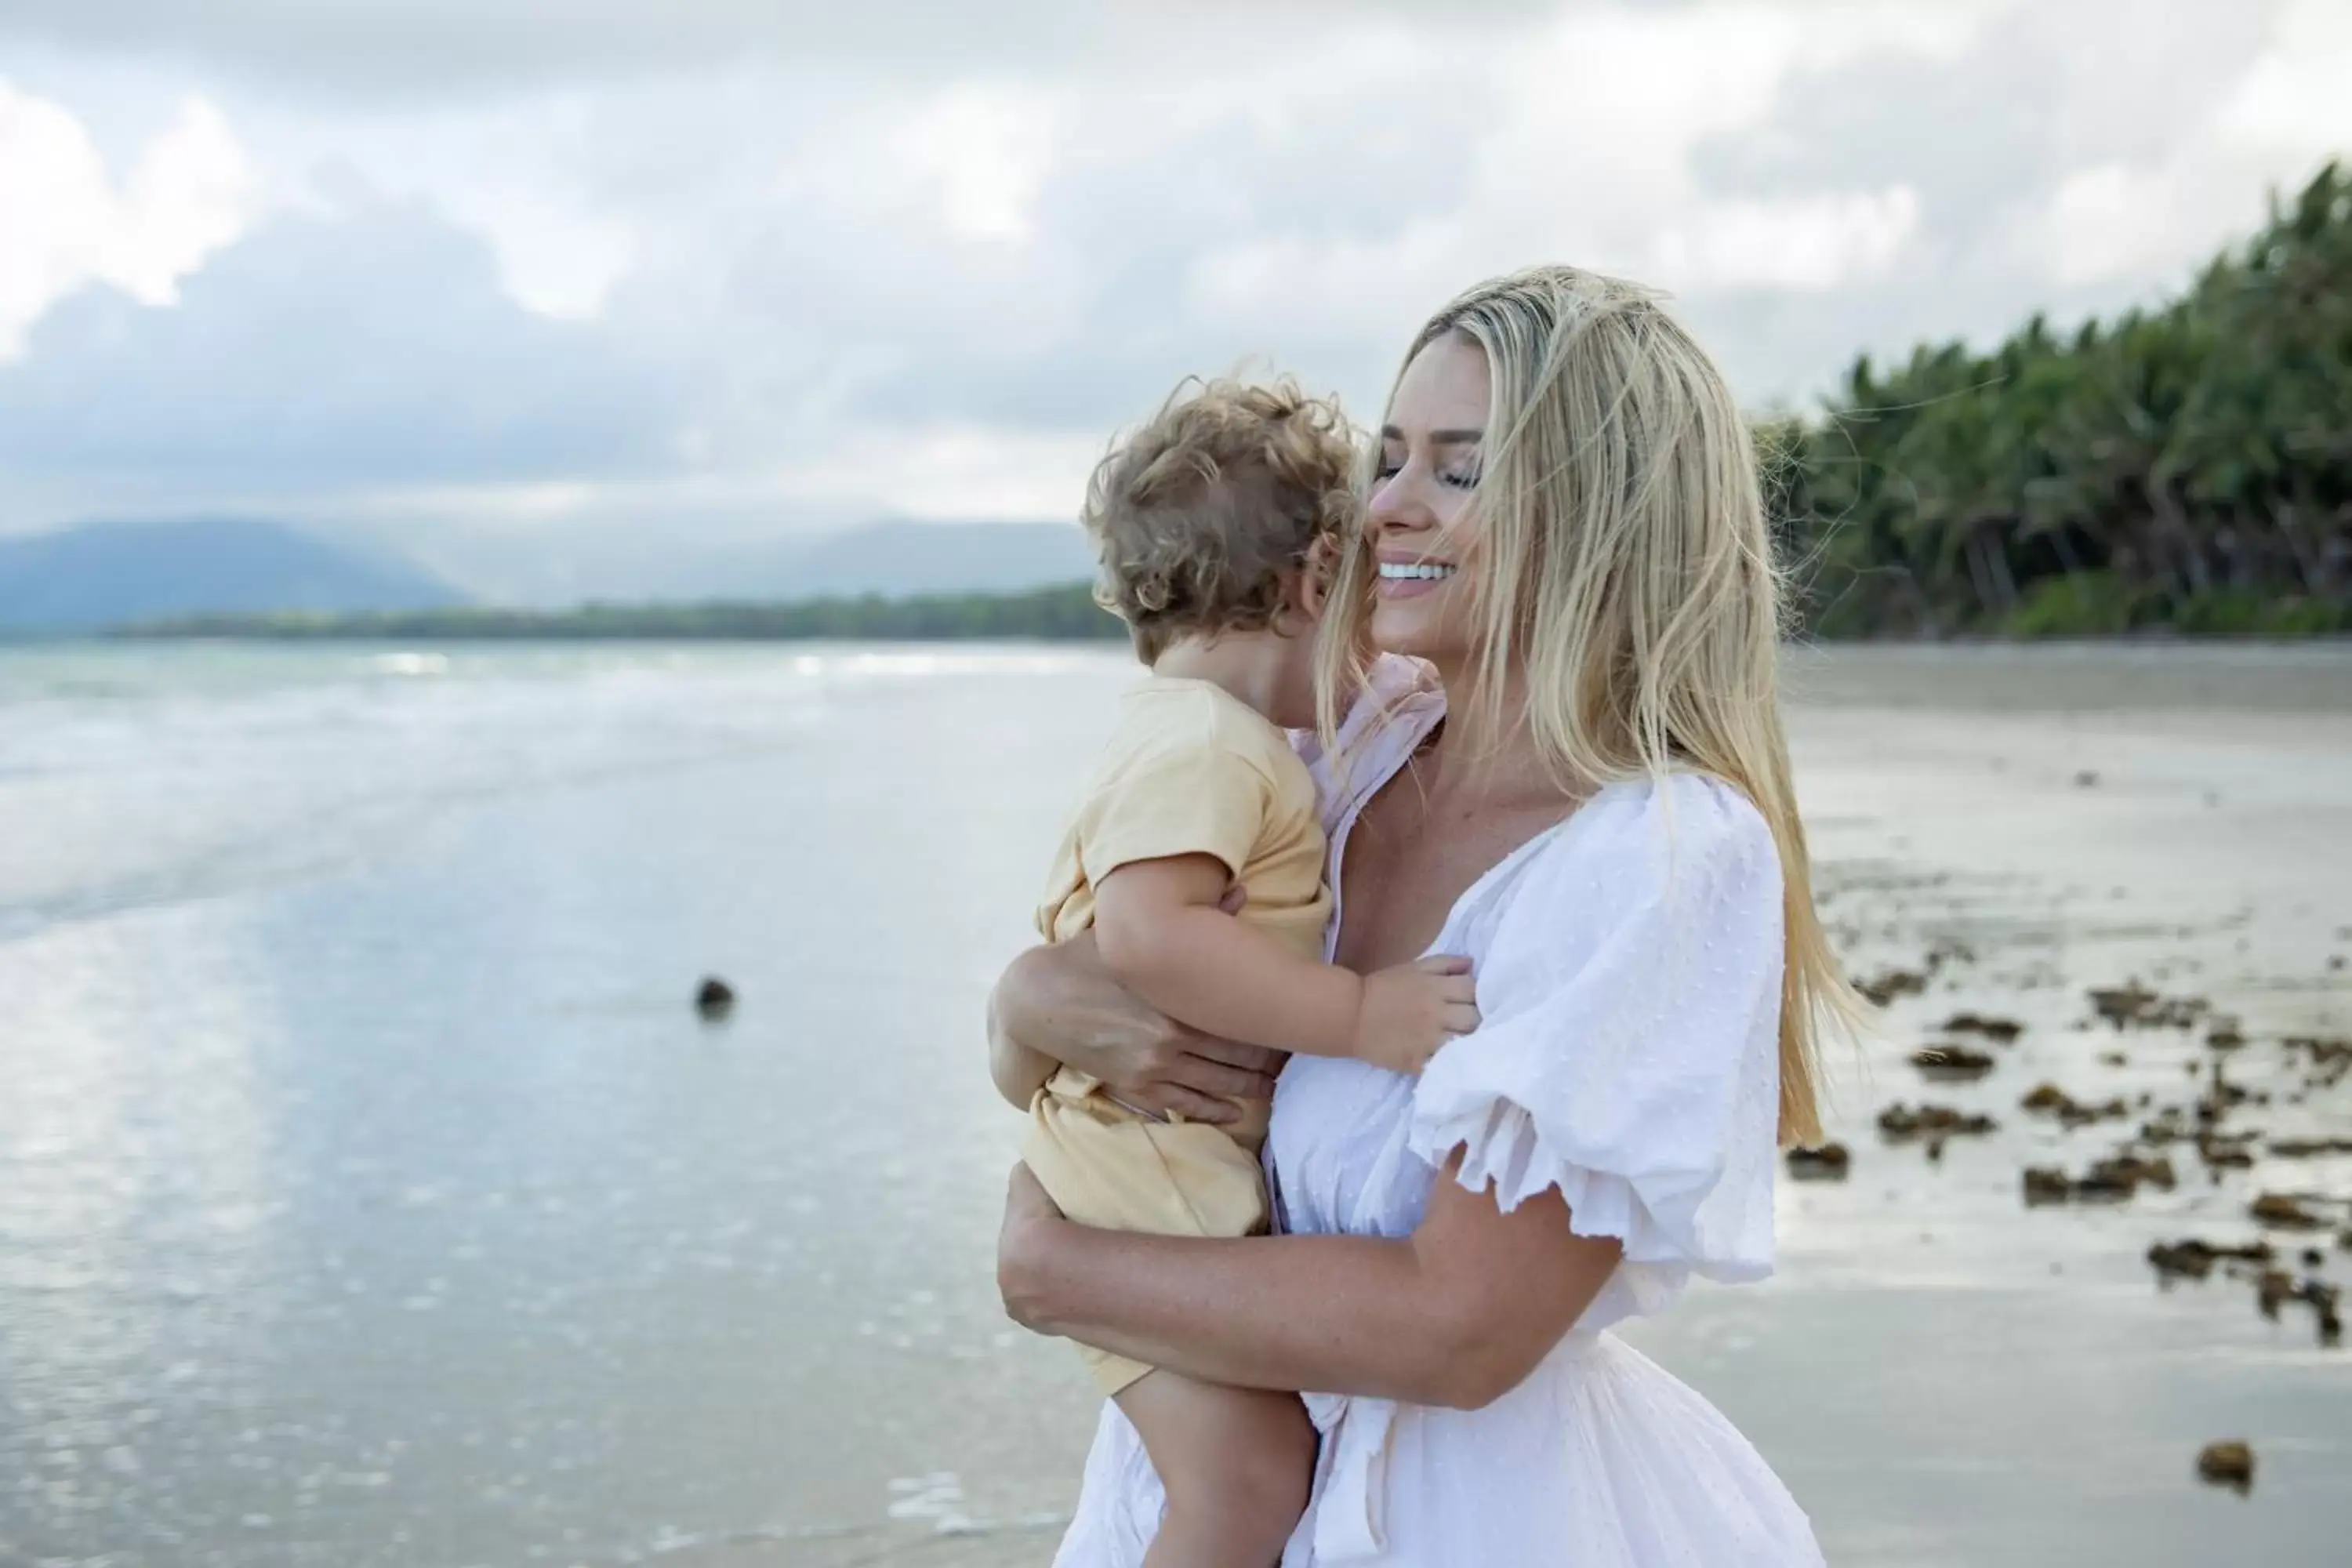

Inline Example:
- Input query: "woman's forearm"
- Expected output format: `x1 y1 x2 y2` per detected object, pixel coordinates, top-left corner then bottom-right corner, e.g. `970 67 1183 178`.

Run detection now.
1000 1162 1624 1410
1008 1225 1474 1404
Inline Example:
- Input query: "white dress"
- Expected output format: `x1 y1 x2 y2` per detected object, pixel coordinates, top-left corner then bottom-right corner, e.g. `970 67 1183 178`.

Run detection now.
1051 659 1825 1566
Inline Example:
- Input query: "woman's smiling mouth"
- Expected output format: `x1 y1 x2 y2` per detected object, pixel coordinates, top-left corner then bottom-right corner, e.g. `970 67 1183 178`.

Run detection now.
1375 557 1457 596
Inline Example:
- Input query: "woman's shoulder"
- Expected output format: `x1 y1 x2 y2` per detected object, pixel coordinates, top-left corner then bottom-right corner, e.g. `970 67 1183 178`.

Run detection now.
1467 771 1780 964
1545 770 1775 883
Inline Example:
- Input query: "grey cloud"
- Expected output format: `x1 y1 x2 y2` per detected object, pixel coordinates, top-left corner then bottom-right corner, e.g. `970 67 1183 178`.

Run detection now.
1700 2 2275 208
1688 0 2288 397
0 0 1108 100
735 82 1485 435
0 195 687 516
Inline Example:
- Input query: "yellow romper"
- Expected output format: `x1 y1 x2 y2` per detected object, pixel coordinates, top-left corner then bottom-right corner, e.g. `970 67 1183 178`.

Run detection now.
1023 677 1331 1396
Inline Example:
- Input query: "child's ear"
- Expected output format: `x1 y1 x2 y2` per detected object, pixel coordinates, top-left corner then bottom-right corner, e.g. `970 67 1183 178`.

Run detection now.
1299 535 1340 619
1270 575 1309 638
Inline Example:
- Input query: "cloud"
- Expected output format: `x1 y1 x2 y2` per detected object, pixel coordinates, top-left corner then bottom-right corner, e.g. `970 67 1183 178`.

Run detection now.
1680 0 2299 376
1657 187 1922 292
0 0 1109 98
0 82 253 356
2040 165 2196 288
891 85 1062 248
2220 0 2352 153
0 191 688 504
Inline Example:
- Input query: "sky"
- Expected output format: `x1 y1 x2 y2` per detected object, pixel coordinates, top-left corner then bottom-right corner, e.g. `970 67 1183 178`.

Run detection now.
1 0 2347 600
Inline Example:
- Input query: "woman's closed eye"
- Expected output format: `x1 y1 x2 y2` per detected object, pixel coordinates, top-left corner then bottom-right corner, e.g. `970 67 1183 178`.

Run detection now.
1373 455 1482 488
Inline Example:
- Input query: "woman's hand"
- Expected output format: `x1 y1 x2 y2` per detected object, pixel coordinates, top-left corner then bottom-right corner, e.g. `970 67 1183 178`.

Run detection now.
998 1163 1069 1332
989 924 1285 1123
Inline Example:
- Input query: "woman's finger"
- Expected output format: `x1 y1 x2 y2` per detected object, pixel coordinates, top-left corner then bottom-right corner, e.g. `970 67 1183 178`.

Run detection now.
1167 1052 1278 1103
1134 1084 1246 1124
1442 1003 1483 1035
1179 1035 1287 1075
1415 954 1473 976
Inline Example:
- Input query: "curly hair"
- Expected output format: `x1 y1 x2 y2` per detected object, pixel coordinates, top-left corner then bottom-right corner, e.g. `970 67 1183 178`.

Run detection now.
1083 376 1361 662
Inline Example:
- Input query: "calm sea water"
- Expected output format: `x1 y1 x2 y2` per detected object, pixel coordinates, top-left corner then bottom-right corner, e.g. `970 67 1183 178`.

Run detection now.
2 640 2348 1567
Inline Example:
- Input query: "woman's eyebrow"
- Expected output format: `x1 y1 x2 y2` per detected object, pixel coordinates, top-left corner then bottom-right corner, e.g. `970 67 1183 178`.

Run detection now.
1378 426 1484 445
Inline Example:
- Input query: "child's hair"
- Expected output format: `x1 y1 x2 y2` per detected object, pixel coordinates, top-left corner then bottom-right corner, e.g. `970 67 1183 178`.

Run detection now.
1083 375 1360 662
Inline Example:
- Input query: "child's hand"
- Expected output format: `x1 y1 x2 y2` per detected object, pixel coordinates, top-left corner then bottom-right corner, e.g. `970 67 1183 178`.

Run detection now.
1352 956 1479 1075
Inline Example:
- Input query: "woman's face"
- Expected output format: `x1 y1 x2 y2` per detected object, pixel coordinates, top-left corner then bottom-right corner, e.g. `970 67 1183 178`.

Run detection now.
1366 332 1490 666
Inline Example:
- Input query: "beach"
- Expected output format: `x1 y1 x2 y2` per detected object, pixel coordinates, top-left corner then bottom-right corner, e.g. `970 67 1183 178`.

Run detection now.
2 640 2347 1567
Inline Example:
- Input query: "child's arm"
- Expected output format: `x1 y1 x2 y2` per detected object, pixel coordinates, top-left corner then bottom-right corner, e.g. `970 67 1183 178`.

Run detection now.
1091 854 1478 1070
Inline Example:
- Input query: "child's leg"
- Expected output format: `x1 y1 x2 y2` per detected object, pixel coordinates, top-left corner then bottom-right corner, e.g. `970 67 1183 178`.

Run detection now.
1116 1368 1315 1568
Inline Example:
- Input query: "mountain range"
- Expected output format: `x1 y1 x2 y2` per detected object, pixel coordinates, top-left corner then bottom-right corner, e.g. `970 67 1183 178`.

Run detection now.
0 517 466 635
0 517 1096 634
671 519 1094 603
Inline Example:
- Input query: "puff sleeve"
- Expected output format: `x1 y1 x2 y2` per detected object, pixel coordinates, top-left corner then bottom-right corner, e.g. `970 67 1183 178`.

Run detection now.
1406 775 1788 1328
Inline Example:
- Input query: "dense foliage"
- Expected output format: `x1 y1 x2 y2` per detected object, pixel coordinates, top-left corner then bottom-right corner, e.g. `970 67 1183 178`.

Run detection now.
1774 161 2351 638
125 582 1128 643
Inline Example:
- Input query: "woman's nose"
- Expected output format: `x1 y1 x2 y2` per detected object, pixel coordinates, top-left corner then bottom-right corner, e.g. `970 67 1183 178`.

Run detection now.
1370 497 1435 536
1367 471 1430 530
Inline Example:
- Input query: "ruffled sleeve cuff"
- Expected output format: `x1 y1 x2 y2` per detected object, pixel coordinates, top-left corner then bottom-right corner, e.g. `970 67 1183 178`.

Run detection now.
1407 1087 1771 1314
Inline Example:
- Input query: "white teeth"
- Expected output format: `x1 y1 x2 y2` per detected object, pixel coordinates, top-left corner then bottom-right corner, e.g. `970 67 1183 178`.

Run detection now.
1377 562 1456 581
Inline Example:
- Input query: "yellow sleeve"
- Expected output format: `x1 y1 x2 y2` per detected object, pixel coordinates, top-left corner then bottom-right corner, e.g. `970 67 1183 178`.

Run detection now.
1076 728 1272 887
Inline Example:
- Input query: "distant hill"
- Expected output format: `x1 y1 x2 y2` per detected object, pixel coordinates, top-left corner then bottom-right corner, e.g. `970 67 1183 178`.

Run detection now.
123 581 1127 643
681 519 1095 601
0 517 466 634
389 517 1098 608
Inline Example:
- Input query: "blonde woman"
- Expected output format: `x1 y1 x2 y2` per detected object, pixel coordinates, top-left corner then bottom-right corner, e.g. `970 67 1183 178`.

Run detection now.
992 266 1849 1565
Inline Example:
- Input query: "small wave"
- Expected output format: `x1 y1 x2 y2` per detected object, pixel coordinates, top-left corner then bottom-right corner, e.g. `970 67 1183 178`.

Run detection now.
365 652 451 677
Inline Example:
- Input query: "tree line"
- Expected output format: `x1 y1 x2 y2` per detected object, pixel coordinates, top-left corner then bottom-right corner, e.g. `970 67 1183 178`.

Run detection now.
1771 160 2350 638
125 583 1128 643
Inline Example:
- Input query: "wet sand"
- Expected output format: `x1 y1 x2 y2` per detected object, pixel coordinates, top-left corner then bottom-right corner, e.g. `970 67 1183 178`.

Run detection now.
1744 644 2352 1566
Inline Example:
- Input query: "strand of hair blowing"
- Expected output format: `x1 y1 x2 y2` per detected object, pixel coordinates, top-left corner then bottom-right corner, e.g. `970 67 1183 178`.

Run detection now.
1321 266 1858 1147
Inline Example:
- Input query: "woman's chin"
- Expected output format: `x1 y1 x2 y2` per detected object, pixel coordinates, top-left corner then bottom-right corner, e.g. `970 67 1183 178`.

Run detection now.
1370 604 1458 663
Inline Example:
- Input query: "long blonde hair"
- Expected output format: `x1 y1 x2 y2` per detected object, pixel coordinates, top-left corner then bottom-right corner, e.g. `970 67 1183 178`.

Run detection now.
1318 265 1853 1147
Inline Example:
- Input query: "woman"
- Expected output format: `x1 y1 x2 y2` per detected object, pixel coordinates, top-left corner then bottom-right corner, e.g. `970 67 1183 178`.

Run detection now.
990 266 1852 1565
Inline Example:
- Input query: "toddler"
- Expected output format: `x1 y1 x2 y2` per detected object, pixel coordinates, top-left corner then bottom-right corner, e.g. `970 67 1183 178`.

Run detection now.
1023 376 1477 1567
